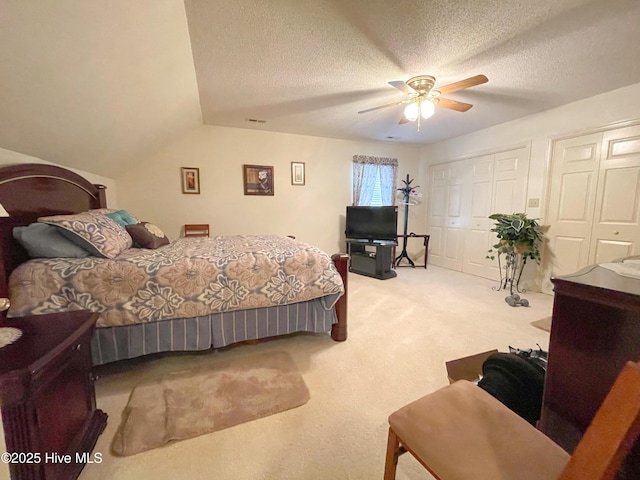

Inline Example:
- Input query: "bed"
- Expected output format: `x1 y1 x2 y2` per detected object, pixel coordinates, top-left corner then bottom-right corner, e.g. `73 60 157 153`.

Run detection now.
0 163 349 366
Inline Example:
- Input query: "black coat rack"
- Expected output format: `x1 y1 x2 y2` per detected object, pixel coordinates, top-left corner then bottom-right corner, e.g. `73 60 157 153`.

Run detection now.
395 174 419 267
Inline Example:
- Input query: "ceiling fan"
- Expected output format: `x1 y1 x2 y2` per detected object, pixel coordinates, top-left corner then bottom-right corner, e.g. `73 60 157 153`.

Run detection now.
358 74 488 131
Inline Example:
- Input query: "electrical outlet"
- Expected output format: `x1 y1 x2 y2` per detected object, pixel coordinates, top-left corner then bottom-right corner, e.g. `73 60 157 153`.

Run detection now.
528 198 540 208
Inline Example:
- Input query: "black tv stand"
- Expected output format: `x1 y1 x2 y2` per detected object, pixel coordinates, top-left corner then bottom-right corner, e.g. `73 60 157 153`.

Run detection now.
346 239 397 280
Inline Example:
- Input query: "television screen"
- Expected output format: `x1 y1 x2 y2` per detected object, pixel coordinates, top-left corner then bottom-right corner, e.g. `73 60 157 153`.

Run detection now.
345 206 398 242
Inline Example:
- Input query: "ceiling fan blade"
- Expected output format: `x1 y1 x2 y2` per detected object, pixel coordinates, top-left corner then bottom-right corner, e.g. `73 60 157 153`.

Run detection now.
399 115 410 124
358 99 410 114
436 97 473 112
389 80 417 95
437 75 488 95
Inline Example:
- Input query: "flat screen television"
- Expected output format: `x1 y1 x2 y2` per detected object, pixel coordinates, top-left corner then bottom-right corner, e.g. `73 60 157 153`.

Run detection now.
345 206 398 242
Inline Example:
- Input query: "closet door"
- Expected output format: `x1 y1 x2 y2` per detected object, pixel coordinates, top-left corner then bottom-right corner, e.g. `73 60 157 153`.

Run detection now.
542 132 602 293
590 125 640 262
427 160 469 270
461 146 530 280
462 155 495 278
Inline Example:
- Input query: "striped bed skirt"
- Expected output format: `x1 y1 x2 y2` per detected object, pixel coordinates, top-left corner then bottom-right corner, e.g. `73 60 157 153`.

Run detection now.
91 297 338 365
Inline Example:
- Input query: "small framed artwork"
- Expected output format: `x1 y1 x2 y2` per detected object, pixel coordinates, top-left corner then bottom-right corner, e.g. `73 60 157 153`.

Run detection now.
243 164 274 196
181 167 200 194
291 162 305 186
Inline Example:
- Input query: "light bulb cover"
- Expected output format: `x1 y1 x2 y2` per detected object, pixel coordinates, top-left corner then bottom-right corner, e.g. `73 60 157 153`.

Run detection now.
421 100 435 119
404 102 419 121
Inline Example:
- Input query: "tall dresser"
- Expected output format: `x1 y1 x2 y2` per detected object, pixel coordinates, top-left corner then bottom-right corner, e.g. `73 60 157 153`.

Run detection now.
539 262 640 479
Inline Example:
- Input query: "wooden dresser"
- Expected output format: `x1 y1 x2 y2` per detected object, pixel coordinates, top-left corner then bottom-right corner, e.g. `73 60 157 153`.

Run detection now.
539 263 640 479
0 311 107 480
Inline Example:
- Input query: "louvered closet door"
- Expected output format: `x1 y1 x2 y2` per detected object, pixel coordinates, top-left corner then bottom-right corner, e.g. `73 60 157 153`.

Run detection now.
590 125 640 263
542 132 602 293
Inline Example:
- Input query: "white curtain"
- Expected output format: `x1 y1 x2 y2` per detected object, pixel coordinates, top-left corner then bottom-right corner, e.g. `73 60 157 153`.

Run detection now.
352 155 398 206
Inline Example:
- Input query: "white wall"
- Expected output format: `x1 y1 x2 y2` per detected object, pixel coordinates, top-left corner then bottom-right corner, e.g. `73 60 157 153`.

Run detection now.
115 125 423 255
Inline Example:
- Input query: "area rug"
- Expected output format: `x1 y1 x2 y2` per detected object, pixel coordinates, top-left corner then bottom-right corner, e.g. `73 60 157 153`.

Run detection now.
112 351 310 456
530 316 552 332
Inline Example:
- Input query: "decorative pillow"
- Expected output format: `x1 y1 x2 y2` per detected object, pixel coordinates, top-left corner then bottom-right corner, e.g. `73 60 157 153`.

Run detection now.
13 223 91 259
105 209 139 227
38 212 132 259
126 222 170 249
91 208 139 219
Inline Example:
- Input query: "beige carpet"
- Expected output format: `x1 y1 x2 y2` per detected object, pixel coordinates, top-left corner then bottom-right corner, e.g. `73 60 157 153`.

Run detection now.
112 351 309 456
81 266 554 480
531 316 552 332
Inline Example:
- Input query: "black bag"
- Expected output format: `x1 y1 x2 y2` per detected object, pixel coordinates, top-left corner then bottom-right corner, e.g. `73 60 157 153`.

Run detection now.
477 349 546 425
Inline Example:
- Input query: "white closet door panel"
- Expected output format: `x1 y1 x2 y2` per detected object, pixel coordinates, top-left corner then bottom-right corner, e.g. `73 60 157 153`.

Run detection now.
542 133 601 293
592 240 634 264
590 125 640 263
464 228 492 272
492 148 529 213
548 236 589 277
493 179 518 212
440 160 469 270
427 165 448 265
486 147 530 281
444 227 464 260
428 226 443 261
598 166 639 222
427 160 469 270
463 155 495 278
429 184 447 231
447 184 463 218
557 171 595 221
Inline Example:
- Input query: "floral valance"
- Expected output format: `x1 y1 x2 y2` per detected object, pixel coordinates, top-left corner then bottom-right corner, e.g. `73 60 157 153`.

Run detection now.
352 155 398 166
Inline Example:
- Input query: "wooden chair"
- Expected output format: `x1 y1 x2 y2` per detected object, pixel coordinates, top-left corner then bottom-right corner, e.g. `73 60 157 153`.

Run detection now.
384 361 640 480
183 224 209 237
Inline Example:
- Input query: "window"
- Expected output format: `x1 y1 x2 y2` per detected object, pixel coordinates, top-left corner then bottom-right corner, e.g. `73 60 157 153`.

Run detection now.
370 171 384 206
352 155 398 206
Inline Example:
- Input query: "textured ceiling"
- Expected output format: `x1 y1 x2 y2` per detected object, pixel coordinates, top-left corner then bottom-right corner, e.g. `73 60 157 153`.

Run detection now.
1 1 640 177
185 0 640 144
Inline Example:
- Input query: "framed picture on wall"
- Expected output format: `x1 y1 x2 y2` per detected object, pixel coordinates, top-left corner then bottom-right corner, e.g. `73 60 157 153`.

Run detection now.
181 167 200 194
243 164 274 196
291 162 305 186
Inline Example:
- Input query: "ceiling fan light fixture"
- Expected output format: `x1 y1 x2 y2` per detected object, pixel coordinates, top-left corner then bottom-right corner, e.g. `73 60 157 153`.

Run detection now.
404 102 419 122
420 100 435 119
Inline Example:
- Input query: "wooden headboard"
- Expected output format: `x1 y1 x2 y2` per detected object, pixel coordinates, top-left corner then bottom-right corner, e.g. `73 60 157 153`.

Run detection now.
0 163 107 297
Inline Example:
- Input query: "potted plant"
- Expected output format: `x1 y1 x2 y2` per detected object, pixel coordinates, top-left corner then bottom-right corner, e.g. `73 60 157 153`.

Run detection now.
486 212 542 263
486 213 543 307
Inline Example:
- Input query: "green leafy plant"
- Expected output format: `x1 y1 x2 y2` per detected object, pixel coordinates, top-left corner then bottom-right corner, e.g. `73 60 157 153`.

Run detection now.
486 212 543 263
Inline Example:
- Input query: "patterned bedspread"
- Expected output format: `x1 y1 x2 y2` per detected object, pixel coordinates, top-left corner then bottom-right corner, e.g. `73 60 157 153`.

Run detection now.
8 235 344 327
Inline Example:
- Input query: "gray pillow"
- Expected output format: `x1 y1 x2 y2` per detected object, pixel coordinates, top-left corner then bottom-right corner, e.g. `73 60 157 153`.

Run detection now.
13 223 91 258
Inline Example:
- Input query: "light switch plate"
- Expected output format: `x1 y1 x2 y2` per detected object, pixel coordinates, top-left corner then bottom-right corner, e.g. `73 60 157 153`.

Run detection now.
528 198 540 208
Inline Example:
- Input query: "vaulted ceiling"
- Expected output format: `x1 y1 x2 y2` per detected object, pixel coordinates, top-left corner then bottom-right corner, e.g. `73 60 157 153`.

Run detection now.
1 0 639 177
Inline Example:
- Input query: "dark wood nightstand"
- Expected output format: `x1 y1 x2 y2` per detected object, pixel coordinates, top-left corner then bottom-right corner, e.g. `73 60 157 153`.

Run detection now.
0 311 107 480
